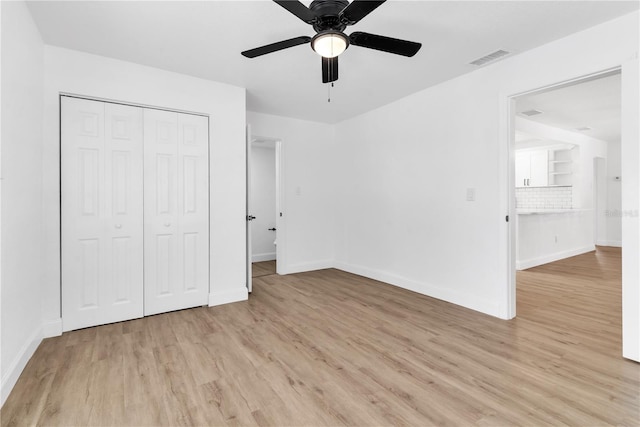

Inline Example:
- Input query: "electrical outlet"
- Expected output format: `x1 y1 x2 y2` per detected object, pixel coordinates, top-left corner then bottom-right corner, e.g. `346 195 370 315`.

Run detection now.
466 188 476 202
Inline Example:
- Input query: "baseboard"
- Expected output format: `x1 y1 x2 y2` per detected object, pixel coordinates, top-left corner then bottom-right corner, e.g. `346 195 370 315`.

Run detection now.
252 252 276 263
1 326 43 407
516 245 595 270
42 318 63 338
333 261 502 319
281 260 334 275
209 288 248 307
596 240 622 248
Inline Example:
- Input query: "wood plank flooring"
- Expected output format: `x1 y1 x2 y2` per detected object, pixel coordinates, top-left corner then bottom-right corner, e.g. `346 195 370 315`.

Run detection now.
2 247 638 426
252 261 276 278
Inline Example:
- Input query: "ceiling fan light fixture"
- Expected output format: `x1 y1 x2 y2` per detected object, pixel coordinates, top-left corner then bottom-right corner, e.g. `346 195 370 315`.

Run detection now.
311 31 348 58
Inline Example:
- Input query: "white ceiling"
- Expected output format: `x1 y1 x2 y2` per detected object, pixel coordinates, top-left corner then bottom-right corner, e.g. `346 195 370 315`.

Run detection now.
516 72 621 143
27 1 638 124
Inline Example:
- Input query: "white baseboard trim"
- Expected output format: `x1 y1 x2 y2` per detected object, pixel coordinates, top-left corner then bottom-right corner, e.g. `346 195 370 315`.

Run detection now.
282 260 334 275
1 326 43 407
333 261 502 319
516 245 596 270
252 252 276 263
209 288 248 307
42 318 63 338
596 240 622 248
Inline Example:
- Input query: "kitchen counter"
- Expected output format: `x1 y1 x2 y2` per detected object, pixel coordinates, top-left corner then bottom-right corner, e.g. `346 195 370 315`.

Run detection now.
517 209 591 215
516 209 595 270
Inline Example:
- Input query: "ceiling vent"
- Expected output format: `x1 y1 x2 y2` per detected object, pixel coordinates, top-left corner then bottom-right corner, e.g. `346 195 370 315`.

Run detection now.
575 126 592 131
469 49 510 66
520 109 543 117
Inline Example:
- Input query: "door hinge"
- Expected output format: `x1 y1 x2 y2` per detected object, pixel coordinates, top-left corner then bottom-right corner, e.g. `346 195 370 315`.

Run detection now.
505 215 509 222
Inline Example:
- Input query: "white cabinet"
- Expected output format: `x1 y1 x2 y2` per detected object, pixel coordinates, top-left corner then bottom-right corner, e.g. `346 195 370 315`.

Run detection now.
516 150 548 187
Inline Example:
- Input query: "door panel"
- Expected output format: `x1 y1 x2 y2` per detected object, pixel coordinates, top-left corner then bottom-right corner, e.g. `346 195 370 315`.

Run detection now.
62 97 144 331
144 109 209 315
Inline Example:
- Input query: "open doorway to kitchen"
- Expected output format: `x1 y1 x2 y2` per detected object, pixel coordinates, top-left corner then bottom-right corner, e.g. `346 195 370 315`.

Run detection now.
510 70 623 353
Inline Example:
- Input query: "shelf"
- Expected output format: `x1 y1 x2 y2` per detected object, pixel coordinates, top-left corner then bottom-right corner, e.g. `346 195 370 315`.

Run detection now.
549 160 571 164
549 172 572 175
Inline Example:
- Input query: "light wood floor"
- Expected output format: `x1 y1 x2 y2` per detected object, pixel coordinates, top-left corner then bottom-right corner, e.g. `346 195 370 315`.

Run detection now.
2 247 638 426
252 261 276 278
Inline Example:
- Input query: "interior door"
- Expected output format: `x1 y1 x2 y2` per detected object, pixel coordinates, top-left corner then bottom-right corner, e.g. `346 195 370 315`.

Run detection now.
144 109 209 315
246 124 253 293
61 97 144 331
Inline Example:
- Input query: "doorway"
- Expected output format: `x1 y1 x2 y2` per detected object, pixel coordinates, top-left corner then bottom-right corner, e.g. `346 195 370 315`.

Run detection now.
247 133 282 288
509 70 622 336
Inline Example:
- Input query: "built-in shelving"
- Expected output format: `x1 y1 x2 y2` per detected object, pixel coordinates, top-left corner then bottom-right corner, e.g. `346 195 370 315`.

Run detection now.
548 148 573 186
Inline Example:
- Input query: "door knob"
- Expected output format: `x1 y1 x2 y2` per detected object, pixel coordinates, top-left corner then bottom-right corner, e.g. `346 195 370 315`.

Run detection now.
268 228 276 231
164 222 171 227
246 215 256 221
115 224 122 229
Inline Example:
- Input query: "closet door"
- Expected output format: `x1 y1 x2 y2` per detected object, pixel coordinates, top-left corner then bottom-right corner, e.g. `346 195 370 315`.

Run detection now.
144 109 209 315
61 97 144 331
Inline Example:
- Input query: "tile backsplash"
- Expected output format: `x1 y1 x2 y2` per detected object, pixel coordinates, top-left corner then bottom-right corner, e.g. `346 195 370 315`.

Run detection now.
516 186 572 210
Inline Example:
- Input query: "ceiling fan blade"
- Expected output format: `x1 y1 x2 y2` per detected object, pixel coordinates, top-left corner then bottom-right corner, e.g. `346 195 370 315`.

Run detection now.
273 0 316 24
241 36 311 58
339 0 386 25
349 32 421 57
322 56 338 83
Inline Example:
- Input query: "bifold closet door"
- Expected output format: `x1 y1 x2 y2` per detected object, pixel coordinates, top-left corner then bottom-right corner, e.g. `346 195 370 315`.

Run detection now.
144 109 209 315
61 97 144 331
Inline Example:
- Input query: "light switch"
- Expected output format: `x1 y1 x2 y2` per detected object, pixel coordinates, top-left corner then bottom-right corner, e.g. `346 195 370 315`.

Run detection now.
466 188 476 202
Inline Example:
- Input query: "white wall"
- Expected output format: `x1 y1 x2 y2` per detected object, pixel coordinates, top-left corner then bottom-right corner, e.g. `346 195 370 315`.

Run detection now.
41 46 247 329
334 11 639 361
0 1 45 405
247 111 336 274
250 144 277 262
605 140 622 246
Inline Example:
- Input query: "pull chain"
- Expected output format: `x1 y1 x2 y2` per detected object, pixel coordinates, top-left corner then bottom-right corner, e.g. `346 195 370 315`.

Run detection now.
328 82 334 103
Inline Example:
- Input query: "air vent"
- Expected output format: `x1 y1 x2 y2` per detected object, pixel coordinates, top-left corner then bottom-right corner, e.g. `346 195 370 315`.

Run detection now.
520 109 543 117
469 49 510 66
575 126 592 131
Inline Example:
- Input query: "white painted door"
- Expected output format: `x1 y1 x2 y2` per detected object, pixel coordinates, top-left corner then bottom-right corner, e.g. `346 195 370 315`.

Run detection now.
61 97 144 331
144 109 209 315
246 125 253 293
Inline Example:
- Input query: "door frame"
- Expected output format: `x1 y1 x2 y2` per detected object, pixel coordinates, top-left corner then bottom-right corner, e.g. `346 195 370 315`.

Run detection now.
505 67 621 319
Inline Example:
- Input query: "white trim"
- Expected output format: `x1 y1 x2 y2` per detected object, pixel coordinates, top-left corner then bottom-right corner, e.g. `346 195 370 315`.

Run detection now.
516 245 595 270
209 288 248 307
334 262 504 319
282 260 334 275
596 240 622 248
42 318 63 338
1 326 42 407
252 252 276 263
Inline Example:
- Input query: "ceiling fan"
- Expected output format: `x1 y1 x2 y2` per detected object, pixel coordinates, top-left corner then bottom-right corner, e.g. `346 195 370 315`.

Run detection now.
241 0 422 84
